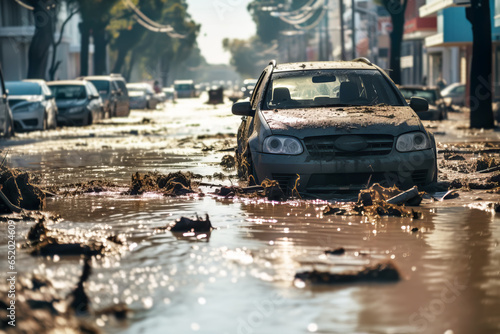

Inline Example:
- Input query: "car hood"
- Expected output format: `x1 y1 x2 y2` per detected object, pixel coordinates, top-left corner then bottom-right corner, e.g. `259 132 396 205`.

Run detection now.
8 95 43 108
261 105 424 137
56 99 87 108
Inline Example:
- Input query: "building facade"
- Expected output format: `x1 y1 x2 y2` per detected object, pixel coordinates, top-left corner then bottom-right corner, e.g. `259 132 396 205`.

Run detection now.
0 1 87 81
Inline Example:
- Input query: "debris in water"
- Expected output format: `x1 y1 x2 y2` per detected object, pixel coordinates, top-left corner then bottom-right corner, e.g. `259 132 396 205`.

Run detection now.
0 165 46 213
160 214 213 232
294 261 401 286
124 171 201 196
324 247 345 255
25 218 125 257
324 184 422 218
220 154 236 169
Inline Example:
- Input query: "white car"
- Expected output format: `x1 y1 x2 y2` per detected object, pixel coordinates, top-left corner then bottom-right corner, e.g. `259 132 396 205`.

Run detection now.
6 80 58 131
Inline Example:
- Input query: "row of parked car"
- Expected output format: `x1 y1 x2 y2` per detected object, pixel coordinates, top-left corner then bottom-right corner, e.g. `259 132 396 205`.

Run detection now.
0 69 177 136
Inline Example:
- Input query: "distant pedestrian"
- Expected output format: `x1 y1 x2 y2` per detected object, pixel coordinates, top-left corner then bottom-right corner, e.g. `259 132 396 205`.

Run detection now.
153 80 161 94
436 76 447 91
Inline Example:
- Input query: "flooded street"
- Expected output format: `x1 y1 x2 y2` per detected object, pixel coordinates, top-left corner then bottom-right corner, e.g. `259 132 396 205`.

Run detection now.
1 97 500 334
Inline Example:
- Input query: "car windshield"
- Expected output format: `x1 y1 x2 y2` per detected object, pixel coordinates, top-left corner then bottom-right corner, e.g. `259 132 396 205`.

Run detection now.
399 88 437 104
50 85 87 99
89 80 110 95
6 82 41 96
264 69 403 109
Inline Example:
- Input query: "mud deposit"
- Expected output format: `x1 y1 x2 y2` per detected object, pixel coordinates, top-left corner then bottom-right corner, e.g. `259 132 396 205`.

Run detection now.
1 99 500 333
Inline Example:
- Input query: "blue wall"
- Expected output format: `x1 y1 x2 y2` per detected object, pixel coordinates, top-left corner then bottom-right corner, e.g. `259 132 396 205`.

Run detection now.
437 0 500 42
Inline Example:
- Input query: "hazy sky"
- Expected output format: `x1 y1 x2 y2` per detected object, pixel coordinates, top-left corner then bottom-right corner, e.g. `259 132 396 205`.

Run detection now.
187 0 256 64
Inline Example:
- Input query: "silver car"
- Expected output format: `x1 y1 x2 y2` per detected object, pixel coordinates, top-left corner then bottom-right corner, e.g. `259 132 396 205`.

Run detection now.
6 80 57 131
232 59 438 193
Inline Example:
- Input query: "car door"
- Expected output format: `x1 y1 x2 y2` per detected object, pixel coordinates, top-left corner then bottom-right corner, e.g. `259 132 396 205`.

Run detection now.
114 79 129 116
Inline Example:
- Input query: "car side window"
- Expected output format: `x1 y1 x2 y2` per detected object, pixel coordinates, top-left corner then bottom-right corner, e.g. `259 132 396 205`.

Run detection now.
115 80 128 95
456 86 465 95
250 69 268 110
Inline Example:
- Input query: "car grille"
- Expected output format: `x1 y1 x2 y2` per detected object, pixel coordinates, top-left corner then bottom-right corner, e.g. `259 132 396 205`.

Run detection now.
411 170 428 185
23 119 38 126
306 173 388 191
304 135 394 158
271 173 299 192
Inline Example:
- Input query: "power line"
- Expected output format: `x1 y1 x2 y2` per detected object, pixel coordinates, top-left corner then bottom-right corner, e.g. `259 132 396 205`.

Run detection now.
13 0 34 11
122 0 184 38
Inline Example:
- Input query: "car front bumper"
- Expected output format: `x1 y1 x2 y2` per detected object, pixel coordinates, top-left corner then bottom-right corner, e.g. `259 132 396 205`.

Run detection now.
57 109 88 125
251 148 437 192
12 109 44 131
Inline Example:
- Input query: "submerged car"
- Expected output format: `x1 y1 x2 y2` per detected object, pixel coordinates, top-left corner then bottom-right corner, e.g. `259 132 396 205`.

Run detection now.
127 83 158 110
48 80 104 126
232 59 437 193
398 85 447 120
6 80 57 131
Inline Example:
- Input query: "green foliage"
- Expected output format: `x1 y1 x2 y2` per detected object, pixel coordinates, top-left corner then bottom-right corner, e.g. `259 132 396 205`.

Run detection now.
247 0 314 43
222 37 276 78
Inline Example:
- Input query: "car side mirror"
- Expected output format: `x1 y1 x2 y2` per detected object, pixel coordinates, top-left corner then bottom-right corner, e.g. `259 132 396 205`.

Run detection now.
409 97 429 112
91 94 99 100
232 101 254 116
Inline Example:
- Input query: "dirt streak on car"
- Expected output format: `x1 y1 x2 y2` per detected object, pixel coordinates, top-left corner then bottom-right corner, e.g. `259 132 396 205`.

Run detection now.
232 59 438 194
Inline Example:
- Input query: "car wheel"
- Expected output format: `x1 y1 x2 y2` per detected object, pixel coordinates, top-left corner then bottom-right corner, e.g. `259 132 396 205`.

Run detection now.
86 112 93 126
43 113 48 130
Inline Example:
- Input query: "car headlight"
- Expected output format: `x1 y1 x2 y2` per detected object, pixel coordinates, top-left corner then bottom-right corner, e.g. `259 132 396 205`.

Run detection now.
68 107 84 113
396 132 430 152
28 102 42 111
263 136 303 155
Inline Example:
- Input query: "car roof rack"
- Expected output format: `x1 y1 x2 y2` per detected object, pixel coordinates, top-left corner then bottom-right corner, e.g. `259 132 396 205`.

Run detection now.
353 57 372 66
269 59 276 67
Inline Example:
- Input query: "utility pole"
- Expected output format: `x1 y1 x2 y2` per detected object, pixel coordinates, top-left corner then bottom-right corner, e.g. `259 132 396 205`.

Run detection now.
339 0 346 60
325 0 331 60
351 0 356 59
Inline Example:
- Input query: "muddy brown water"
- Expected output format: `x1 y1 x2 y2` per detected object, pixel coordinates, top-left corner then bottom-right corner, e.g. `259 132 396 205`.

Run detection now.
1 98 500 333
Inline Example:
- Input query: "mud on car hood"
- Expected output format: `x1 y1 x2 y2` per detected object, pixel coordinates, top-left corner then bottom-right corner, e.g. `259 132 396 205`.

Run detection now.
261 106 424 137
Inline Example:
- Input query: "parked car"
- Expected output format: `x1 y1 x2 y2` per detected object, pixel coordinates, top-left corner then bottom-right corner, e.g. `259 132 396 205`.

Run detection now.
48 80 104 126
398 85 447 120
232 59 437 193
5 80 57 131
127 83 159 110
174 80 196 98
0 63 14 137
441 83 466 110
162 87 177 102
79 74 130 118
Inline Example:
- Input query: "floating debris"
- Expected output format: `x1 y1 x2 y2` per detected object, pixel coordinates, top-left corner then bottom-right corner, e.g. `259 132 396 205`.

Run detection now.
25 218 125 257
220 154 236 169
323 183 422 218
161 214 213 233
324 247 345 255
124 171 201 196
294 261 401 286
0 165 46 213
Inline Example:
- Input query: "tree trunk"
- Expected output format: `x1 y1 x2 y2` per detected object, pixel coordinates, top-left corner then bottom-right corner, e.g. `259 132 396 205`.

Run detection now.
79 21 90 76
93 25 107 75
112 48 128 74
466 0 494 129
387 0 407 85
27 1 55 79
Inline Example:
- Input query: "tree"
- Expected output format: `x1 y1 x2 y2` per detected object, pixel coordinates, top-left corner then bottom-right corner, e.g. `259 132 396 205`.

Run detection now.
26 0 57 79
376 0 408 84
466 0 495 129
49 4 79 80
68 0 120 75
